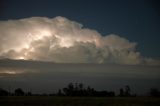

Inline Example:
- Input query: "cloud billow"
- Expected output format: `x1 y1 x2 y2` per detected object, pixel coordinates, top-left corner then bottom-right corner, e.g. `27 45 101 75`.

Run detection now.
0 16 159 65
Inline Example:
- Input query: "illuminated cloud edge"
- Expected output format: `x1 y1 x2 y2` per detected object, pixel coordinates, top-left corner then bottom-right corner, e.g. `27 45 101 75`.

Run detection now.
0 16 159 65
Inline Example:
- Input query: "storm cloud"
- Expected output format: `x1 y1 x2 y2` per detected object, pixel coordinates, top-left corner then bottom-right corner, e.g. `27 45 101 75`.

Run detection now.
0 16 159 65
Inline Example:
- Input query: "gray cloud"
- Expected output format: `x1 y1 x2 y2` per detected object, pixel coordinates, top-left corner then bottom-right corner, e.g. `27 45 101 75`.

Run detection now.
0 16 159 65
0 59 160 94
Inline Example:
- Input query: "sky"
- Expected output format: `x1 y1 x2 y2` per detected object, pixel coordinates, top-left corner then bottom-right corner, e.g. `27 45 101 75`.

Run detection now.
0 0 160 95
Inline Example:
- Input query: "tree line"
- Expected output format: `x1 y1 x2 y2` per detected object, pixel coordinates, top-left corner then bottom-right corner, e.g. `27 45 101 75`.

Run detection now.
0 83 160 97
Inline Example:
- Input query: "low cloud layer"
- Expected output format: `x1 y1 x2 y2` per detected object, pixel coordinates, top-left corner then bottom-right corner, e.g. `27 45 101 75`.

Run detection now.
0 16 159 65
0 59 160 94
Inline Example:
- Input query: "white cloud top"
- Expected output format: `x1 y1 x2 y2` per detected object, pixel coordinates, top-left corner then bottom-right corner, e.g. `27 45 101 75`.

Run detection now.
0 16 159 65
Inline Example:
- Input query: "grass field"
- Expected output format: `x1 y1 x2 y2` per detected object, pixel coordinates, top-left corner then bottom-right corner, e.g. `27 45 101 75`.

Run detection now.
0 96 160 106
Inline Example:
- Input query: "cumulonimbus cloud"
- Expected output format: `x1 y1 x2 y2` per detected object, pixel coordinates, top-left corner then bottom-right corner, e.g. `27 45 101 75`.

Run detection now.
0 16 159 65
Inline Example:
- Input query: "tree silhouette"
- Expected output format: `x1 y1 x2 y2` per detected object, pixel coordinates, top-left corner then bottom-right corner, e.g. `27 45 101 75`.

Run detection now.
119 85 131 97
62 82 115 97
79 83 83 90
58 89 63 96
119 88 124 96
0 83 147 97
63 83 75 96
0 88 9 96
15 88 24 96
124 85 131 96
150 88 160 97
27 91 32 96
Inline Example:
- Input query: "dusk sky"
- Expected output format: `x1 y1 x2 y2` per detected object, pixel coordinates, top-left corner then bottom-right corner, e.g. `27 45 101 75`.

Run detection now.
0 0 160 95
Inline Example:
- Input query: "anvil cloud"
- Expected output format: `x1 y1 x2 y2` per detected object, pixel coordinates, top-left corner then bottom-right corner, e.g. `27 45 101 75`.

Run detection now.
0 16 159 65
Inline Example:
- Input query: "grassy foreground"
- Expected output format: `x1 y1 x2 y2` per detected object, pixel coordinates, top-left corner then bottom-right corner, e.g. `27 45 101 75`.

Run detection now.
0 96 160 106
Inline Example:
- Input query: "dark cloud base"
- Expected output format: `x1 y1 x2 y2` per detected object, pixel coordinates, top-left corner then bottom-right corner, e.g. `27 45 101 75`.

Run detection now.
0 59 160 95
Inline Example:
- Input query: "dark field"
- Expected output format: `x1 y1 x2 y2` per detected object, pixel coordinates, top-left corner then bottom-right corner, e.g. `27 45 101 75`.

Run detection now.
0 96 160 106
